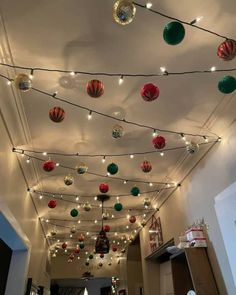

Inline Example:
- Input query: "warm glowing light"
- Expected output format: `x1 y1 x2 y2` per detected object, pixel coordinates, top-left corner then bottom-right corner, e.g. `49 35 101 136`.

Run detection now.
210 66 216 72
119 75 124 85
70 71 75 76
146 2 152 9
130 154 134 159
88 110 92 120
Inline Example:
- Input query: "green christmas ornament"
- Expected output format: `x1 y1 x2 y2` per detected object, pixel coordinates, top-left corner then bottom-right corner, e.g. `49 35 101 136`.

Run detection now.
70 208 78 217
163 21 185 45
79 243 85 249
218 75 236 94
89 254 94 260
107 163 119 175
131 186 140 196
114 202 123 211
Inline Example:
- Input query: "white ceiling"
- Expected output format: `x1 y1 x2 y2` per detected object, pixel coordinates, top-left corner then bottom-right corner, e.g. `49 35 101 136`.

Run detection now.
0 0 235 265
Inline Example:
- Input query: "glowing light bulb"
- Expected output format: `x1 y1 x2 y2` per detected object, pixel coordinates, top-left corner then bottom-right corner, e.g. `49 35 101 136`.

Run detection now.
7 80 12 85
70 71 75 76
210 66 216 72
160 152 164 156
149 182 153 187
102 156 106 163
123 180 127 184
119 75 124 85
146 2 152 9
87 110 92 120
75 196 79 201
130 154 134 159
26 157 30 164
42 152 47 156
95 220 98 224
94 196 97 201
152 129 157 137
196 16 204 23
39 195 43 200
56 163 60 167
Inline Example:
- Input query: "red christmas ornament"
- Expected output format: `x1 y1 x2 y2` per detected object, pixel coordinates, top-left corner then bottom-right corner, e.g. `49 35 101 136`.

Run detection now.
99 183 109 193
87 79 104 98
62 242 67 249
48 199 57 209
103 225 111 232
141 83 160 102
141 160 152 173
49 107 65 123
129 215 136 223
100 253 104 259
42 160 55 172
217 39 236 61
78 234 85 242
112 246 118 252
152 135 166 149
74 248 80 254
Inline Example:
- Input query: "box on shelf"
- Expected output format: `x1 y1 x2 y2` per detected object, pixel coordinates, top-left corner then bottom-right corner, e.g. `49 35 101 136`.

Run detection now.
189 237 207 248
185 227 204 241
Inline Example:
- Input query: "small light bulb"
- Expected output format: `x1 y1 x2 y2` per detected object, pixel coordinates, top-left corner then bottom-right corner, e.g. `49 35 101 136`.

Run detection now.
42 152 47 156
112 215 115 219
87 110 92 120
56 163 60 167
39 195 43 200
99 204 102 208
65 249 67 253
123 180 127 184
46 219 49 223
57 239 60 242
26 157 30 164
7 80 12 85
196 16 203 23
77 205 80 209
115 232 118 236
78 220 81 224
70 71 75 76
160 152 164 157
124 240 127 244
75 196 79 201
149 182 153 187
167 183 171 188
143 214 146 217
181 133 186 141
146 2 152 9
116 196 119 201
203 136 208 142
118 75 124 85
102 156 106 163
78 256 80 260
94 220 98 224
107 172 110 176
134 230 137 233
130 154 134 159
86 232 89 236
70 234 73 238
210 66 216 72
126 225 129 229
127 214 130 219
152 129 157 137
94 196 97 201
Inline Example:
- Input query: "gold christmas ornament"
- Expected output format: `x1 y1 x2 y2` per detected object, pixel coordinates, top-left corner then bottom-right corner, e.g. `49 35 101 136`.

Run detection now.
14 73 32 92
76 162 88 175
143 197 151 207
70 226 76 234
83 202 92 212
102 211 110 220
64 174 74 186
113 0 136 26
141 219 147 227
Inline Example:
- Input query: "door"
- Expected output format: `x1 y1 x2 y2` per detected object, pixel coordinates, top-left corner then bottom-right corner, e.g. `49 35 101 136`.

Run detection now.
160 261 174 295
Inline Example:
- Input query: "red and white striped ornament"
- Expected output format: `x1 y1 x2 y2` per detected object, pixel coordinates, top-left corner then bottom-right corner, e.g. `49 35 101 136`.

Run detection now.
49 107 65 123
141 160 152 173
140 83 160 102
217 39 236 61
87 79 104 98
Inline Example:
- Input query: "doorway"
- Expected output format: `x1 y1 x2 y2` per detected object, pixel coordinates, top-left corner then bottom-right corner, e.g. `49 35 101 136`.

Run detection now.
160 261 174 295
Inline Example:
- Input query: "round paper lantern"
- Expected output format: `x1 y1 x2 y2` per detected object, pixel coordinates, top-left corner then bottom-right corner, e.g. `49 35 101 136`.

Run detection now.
103 225 111 232
70 226 76 234
152 135 166 149
64 175 74 186
113 0 136 26
74 248 80 254
14 73 32 92
141 219 147 227
42 160 55 172
79 243 85 249
129 215 136 223
62 242 67 249
48 199 57 209
112 246 118 252
85 262 89 266
99 183 109 193
70 208 78 217
76 162 88 175
140 83 160 102
102 211 110 220
130 186 140 196
186 141 199 154
78 234 85 242
141 160 152 173
83 202 92 212
107 163 119 175
218 75 236 94
112 125 124 139
49 107 65 123
114 202 123 211
163 21 185 45
143 198 151 207
217 39 236 61
100 253 104 258
87 79 104 98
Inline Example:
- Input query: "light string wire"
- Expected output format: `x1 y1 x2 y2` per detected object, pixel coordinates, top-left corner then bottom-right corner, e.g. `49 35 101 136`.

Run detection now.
12 140 219 158
0 71 228 139
133 2 230 40
16 151 174 185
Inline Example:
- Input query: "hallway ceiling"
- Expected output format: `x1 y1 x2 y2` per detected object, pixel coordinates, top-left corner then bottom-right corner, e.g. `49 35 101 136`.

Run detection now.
0 0 235 268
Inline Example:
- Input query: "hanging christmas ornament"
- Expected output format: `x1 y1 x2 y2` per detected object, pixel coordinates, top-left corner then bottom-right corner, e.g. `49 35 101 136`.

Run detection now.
99 183 109 193
74 248 80 254
50 229 57 236
163 21 185 45
79 243 85 249
64 174 74 186
218 75 236 94
113 0 136 26
69 253 75 260
217 39 236 61
98 262 103 267
129 215 136 223
129 235 135 242
48 199 57 209
107 163 119 175
152 135 166 149
42 159 55 172
76 162 88 175
130 186 140 196
83 202 92 212
140 83 160 102
70 226 76 234
95 229 110 254
141 219 147 227
103 225 111 232
85 262 90 266
78 234 85 242
102 211 110 220
70 208 79 217
100 253 104 259
62 242 67 249
141 160 152 173
112 125 124 139
143 198 151 207
89 254 94 260
186 141 199 154
14 73 32 92
87 79 104 98
49 107 65 123
114 202 123 211
112 246 118 252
